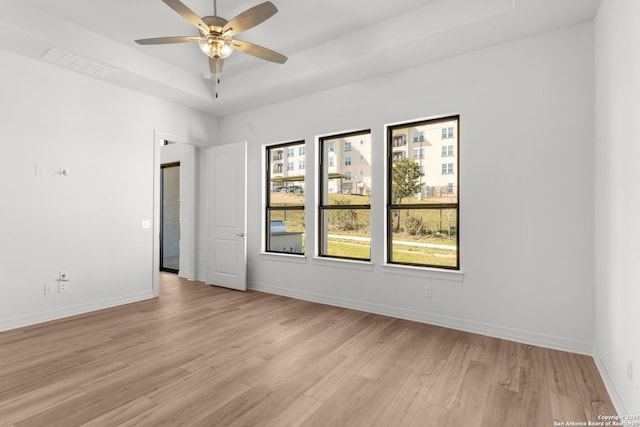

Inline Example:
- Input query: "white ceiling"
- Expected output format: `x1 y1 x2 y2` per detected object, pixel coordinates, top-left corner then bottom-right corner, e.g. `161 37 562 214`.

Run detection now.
0 0 600 117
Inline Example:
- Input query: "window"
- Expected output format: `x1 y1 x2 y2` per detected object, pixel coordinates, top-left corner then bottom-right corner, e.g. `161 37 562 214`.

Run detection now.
441 163 454 174
447 183 454 194
345 156 352 166
392 151 406 162
442 145 454 157
413 148 424 159
319 130 371 260
388 116 459 269
393 135 407 147
265 141 305 254
299 146 305 156
413 131 424 143
298 160 305 170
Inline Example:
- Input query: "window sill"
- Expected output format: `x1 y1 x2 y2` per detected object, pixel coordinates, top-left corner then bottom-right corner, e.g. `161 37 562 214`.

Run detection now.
259 252 307 264
381 263 464 282
312 257 374 272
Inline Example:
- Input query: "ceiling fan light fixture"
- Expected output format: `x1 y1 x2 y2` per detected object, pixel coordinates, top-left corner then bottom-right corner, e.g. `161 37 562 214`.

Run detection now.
198 36 233 59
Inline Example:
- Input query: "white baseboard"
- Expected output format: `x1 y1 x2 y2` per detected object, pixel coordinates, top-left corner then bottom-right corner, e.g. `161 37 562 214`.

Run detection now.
248 281 594 356
178 271 197 281
0 291 154 333
593 346 629 416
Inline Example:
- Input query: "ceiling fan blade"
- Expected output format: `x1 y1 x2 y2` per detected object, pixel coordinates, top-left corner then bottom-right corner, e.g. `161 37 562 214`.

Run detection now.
135 36 200 45
162 0 210 34
232 40 287 64
209 57 224 74
223 1 278 36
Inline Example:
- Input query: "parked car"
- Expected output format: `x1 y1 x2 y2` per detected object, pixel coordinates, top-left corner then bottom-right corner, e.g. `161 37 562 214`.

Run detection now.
273 185 303 194
286 185 304 194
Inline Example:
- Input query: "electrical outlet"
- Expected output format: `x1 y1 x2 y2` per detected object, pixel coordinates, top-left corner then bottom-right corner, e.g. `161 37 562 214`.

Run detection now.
628 359 634 383
44 283 57 295
59 282 69 293
424 285 432 298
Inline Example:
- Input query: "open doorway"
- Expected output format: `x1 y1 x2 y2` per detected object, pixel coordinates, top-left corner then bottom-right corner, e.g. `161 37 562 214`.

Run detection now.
160 162 180 273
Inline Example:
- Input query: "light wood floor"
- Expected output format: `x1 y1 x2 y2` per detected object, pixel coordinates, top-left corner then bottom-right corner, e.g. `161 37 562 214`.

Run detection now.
0 273 616 426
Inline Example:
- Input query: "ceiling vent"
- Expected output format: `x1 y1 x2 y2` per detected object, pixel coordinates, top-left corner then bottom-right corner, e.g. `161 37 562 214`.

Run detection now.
41 48 116 79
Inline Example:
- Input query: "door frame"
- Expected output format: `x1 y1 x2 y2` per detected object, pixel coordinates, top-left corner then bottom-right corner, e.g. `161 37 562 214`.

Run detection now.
152 130 202 297
160 162 180 274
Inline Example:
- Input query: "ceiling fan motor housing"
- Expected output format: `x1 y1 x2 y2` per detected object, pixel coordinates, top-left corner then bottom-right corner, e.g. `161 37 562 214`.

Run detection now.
201 16 228 36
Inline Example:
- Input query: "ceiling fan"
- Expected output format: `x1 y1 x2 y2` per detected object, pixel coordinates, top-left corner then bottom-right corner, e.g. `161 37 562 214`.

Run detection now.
135 0 287 98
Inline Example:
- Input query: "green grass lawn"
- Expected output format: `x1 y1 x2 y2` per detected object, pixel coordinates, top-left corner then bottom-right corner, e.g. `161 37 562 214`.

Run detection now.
324 238 456 268
390 244 457 267
324 237 371 260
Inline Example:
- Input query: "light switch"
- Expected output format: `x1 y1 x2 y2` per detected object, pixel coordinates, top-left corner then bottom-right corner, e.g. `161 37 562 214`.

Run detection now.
141 220 151 229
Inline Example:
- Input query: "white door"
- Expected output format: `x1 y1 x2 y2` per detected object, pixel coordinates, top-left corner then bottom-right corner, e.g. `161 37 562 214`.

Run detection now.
207 141 247 291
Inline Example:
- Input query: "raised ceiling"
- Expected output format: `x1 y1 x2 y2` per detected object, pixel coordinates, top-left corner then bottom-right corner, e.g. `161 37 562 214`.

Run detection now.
0 0 600 117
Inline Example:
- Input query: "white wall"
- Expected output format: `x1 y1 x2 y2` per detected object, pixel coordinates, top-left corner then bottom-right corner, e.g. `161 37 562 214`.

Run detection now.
595 0 640 415
220 23 596 353
0 49 215 331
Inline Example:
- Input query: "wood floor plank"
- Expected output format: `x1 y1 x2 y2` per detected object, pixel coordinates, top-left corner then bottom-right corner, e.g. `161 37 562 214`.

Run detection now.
0 273 617 426
491 338 521 392
263 395 323 427
451 360 493 415
550 391 588 424
423 340 476 409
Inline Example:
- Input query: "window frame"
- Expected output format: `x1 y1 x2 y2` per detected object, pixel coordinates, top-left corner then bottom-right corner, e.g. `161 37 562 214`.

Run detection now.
386 115 460 270
265 140 306 255
318 129 372 262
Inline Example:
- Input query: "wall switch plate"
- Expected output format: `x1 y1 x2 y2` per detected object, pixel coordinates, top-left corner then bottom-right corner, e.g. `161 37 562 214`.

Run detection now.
424 285 432 298
44 283 56 295
59 282 69 293
36 164 46 176
141 220 151 229
59 271 69 281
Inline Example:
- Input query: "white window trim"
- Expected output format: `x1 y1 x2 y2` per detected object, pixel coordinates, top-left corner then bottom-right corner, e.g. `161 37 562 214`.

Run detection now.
312 256 374 271
381 263 464 281
260 251 307 263
384 114 461 273
262 140 307 256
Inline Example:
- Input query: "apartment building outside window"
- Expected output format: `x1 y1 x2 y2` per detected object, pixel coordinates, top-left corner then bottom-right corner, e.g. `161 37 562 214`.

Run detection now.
265 141 305 255
387 116 459 269
319 130 371 261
